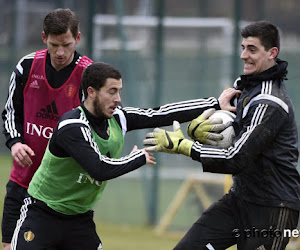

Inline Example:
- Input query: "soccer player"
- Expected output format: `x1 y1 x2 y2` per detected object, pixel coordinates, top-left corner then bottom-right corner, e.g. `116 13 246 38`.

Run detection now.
144 21 300 250
1 8 92 250
10 62 238 249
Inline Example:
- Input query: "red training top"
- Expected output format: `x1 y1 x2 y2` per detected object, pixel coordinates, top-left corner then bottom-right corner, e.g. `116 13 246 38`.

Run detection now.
10 49 92 188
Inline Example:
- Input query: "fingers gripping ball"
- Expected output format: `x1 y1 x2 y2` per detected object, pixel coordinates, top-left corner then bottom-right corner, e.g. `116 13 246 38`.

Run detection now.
209 110 236 148
187 108 226 145
143 121 193 156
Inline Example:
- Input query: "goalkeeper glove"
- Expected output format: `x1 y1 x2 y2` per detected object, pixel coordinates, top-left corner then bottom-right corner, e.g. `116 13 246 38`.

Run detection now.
143 121 194 156
187 108 225 145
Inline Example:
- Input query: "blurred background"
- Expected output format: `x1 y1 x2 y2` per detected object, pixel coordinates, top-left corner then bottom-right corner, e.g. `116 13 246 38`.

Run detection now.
1 0 300 249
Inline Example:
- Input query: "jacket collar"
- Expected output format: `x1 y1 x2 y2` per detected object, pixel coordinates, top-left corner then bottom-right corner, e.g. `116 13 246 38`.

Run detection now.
236 59 288 90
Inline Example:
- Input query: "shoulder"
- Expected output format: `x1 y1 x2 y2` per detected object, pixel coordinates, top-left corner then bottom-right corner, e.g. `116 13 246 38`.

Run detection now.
74 51 81 64
259 80 288 112
76 52 93 69
242 81 289 119
15 52 36 75
57 108 89 131
113 106 128 124
113 106 127 135
17 52 36 67
113 106 125 117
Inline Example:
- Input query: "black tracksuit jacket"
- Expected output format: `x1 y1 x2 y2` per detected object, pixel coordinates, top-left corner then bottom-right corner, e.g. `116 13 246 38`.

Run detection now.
191 59 300 211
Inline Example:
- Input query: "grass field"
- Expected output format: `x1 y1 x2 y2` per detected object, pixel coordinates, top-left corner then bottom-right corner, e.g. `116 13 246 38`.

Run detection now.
98 222 182 249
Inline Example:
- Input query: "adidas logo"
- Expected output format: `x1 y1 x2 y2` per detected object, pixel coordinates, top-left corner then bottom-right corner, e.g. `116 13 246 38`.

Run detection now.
36 101 60 121
29 80 40 89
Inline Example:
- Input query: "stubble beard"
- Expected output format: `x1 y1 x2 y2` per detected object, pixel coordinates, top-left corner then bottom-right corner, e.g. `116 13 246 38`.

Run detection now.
93 97 110 119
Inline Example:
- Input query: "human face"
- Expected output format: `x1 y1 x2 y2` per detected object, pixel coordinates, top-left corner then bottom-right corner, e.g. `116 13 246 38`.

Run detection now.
42 29 80 71
92 78 122 119
240 36 278 75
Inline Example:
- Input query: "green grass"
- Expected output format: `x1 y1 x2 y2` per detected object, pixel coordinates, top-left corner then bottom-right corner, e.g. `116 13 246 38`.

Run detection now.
0 154 11 215
97 222 182 249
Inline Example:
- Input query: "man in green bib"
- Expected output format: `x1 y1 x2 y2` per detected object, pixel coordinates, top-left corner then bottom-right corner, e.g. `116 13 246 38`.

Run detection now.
11 62 239 249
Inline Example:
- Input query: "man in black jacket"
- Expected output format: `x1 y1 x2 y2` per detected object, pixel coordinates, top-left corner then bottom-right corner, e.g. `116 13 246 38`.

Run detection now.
144 21 300 250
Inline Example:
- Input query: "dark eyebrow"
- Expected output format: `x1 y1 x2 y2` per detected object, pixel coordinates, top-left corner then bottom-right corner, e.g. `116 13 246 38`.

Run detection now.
108 86 122 92
248 45 257 49
49 41 72 46
242 44 258 50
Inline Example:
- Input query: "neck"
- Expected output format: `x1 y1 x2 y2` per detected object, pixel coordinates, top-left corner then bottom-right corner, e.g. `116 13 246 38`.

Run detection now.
269 59 277 68
83 99 94 115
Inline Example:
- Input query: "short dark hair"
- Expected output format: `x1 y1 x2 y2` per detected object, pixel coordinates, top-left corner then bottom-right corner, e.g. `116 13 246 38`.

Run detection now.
81 62 122 98
43 8 79 38
241 21 280 53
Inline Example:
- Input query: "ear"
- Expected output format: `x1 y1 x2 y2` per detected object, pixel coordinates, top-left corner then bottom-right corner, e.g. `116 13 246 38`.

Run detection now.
42 31 47 45
87 86 96 99
269 47 279 59
75 32 81 45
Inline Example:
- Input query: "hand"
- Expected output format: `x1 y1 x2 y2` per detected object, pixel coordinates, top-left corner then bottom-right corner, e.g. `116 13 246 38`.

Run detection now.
218 88 241 112
11 142 35 167
187 108 225 146
143 121 194 156
131 145 156 165
142 149 156 165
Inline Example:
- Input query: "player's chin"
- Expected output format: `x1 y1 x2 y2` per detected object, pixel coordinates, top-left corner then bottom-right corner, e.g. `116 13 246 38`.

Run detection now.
105 112 114 119
243 66 256 75
55 58 66 65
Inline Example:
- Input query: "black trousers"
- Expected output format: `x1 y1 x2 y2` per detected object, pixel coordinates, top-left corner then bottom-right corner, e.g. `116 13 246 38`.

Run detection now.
1 180 28 243
174 192 299 250
11 197 102 250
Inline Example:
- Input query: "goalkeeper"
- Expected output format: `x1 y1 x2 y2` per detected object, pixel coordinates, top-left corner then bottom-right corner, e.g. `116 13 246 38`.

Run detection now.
144 21 300 250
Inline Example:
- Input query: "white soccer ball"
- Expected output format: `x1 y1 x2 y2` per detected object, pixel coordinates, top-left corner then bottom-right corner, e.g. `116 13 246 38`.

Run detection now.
209 110 236 148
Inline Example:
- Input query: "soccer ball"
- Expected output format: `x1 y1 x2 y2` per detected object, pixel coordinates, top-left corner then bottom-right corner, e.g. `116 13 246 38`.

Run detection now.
209 110 236 148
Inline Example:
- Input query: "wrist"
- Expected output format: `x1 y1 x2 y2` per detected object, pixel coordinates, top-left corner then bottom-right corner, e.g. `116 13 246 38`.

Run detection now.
215 102 221 111
7 138 23 150
178 139 193 156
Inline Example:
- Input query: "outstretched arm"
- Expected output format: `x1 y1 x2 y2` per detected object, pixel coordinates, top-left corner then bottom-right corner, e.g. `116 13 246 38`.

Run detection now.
51 121 155 182
121 97 221 132
143 121 194 156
